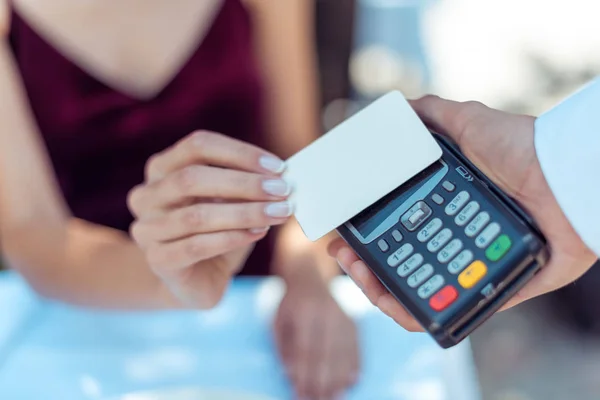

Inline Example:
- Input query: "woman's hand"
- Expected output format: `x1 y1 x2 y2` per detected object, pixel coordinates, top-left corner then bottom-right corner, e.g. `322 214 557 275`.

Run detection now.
274 270 360 400
328 95 597 332
127 131 293 309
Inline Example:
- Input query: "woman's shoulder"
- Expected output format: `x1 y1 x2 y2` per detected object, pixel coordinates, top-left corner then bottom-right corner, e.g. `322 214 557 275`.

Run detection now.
0 0 8 37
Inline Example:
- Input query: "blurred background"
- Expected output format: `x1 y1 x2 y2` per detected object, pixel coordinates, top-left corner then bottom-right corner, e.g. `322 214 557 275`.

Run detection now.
316 0 600 399
1 0 600 399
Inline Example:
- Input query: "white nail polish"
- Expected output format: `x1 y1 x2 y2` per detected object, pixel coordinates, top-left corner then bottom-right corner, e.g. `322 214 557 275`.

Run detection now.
262 179 291 197
264 201 293 218
249 227 269 234
259 155 286 173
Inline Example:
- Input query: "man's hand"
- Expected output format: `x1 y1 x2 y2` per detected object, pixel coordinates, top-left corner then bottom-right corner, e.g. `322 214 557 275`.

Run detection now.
328 95 597 332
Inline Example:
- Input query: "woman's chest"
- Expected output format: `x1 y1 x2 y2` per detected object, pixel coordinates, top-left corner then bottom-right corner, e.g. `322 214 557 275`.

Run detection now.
12 0 225 99
10 0 266 164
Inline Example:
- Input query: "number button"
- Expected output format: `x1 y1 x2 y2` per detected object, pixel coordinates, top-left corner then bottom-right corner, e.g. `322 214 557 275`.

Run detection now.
417 218 443 243
448 250 474 274
407 264 434 288
445 191 470 216
486 234 512 261
437 239 463 263
465 211 490 238
418 275 445 299
397 254 424 277
427 228 453 253
475 222 501 248
386 243 414 267
455 201 480 226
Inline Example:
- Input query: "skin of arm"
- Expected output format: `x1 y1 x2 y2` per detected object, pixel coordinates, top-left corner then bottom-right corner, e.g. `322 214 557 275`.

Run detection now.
0 0 334 311
244 0 342 284
0 8 179 309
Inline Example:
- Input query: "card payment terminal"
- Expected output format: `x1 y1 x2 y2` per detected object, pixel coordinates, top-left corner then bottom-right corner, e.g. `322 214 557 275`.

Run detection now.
336 132 549 349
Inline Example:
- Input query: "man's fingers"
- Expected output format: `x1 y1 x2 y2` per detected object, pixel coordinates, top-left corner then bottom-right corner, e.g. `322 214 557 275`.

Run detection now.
327 237 347 258
377 294 424 332
409 95 487 146
336 246 361 270
144 130 285 182
337 247 423 332
349 260 422 331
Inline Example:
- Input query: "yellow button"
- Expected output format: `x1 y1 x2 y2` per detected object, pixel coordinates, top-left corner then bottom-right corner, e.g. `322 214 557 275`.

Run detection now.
458 260 488 289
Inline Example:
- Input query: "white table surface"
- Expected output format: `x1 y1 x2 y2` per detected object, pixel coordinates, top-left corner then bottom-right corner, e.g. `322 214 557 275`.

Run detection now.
0 272 481 400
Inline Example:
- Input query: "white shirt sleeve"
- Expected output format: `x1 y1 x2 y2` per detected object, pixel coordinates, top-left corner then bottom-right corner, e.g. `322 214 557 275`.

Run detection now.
534 77 600 257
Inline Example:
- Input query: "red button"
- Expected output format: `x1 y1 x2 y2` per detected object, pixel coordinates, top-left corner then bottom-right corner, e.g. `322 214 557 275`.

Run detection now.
429 285 458 312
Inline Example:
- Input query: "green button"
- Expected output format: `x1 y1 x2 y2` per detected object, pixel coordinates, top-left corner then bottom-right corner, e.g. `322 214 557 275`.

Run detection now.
486 234 512 262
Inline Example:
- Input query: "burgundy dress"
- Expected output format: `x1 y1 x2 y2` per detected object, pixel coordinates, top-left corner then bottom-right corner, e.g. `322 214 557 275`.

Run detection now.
8 0 273 276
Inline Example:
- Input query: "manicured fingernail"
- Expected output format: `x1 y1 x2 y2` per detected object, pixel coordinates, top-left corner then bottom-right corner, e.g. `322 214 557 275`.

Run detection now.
249 227 269 234
259 155 286 173
262 179 291 197
264 201 293 218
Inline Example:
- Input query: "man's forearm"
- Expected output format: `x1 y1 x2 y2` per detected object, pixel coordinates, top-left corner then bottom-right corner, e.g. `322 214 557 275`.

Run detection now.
3 218 180 310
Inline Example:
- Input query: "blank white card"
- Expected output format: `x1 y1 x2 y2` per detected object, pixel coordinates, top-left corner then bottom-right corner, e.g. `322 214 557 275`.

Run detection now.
283 91 443 241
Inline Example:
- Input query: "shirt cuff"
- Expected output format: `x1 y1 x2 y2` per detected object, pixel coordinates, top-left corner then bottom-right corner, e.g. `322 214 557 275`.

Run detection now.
534 77 600 257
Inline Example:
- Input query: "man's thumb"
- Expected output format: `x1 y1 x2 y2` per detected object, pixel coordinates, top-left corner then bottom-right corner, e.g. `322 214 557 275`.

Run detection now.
409 95 482 144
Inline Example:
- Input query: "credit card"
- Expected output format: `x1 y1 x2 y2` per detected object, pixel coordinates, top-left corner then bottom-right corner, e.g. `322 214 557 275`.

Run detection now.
284 91 443 241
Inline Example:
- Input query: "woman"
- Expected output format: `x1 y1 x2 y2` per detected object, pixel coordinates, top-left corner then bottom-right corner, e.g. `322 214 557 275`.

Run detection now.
0 0 359 398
